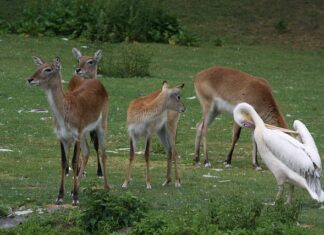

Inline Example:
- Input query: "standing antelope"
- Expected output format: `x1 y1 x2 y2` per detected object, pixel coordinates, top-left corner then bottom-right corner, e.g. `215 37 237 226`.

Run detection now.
122 81 185 189
64 48 103 177
28 56 109 205
194 66 288 169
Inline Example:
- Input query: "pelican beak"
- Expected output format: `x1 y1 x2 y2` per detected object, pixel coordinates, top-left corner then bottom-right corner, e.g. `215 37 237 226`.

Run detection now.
264 124 298 134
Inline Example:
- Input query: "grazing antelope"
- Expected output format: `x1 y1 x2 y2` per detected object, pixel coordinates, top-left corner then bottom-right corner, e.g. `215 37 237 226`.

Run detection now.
194 66 288 169
64 48 103 177
122 81 185 189
28 56 109 205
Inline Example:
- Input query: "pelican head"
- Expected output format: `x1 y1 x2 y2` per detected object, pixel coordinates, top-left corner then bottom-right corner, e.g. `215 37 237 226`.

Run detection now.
233 103 257 129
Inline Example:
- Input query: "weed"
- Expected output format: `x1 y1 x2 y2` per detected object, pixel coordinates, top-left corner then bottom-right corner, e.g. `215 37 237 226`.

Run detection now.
0 205 11 217
101 43 152 78
1 0 195 44
79 190 147 233
130 215 167 235
275 20 289 34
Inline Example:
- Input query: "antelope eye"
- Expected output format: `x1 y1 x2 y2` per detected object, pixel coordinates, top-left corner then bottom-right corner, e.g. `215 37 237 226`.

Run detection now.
87 60 94 65
44 68 52 73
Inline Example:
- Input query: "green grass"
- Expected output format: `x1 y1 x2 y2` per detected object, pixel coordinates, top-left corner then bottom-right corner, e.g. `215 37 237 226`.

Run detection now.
0 34 324 234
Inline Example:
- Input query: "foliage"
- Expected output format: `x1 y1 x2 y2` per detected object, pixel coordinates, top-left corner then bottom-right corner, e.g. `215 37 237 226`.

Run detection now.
257 198 302 226
0 0 197 45
130 215 168 235
0 205 10 217
208 195 308 234
100 43 152 78
274 20 289 34
209 195 263 230
0 220 61 235
169 31 199 47
79 190 147 233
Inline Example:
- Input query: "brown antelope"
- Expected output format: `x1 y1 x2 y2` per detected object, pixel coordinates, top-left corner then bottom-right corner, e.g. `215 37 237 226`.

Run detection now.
122 81 185 189
64 48 103 177
194 66 288 169
28 56 109 205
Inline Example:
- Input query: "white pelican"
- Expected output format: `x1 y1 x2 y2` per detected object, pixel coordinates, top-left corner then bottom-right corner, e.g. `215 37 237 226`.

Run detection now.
233 102 324 203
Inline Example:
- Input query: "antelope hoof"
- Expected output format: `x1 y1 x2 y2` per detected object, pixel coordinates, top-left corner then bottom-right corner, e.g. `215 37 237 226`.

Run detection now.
97 169 103 177
122 181 128 189
224 164 232 169
162 179 171 187
104 184 111 190
72 199 79 206
56 198 63 205
146 183 152 189
204 162 212 168
194 162 201 168
175 181 181 188
255 166 262 171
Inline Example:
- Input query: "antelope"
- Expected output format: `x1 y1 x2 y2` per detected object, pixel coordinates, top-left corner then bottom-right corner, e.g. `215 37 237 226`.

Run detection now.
194 66 288 169
28 56 109 205
122 81 185 189
64 48 103 177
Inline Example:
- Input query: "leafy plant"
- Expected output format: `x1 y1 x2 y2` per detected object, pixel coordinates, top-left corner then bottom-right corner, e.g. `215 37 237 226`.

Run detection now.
169 31 199 47
209 195 262 230
275 20 289 34
0 0 197 45
131 215 167 235
257 198 302 225
79 190 147 233
101 43 152 78
0 205 11 217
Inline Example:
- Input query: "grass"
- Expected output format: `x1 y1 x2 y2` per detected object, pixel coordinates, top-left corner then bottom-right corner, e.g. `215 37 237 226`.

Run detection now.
0 34 324 234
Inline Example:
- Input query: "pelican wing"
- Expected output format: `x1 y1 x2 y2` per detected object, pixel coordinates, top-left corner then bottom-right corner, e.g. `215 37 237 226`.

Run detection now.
262 128 322 198
262 128 315 175
293 120 322 170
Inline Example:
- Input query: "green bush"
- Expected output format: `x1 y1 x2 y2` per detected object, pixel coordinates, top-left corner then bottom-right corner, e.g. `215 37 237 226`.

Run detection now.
209 195 262 230
1 0 197 45
208 195 308 234
0 205 10 217
257 199 302 226
101 43 152 78
79 190 147 233
131 215 168 235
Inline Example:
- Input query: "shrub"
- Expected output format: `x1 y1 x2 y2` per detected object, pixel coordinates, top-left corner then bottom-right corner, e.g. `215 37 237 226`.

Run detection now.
100 43 152 78
209 195 262 230
257 198 302 226
0 205 11 217
1 0 197 45
130 215 168 235
79 190 147 233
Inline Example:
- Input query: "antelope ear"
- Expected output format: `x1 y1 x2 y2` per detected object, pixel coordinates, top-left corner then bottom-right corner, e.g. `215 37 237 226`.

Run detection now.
177 83 185 89
72 48 82 61
94 50 102 63
53 56 62 71
32 56 45 66
162 80 169 91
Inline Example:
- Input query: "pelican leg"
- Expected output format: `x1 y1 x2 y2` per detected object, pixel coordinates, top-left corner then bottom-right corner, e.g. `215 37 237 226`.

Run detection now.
286 184 294 204
276 184 284 201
